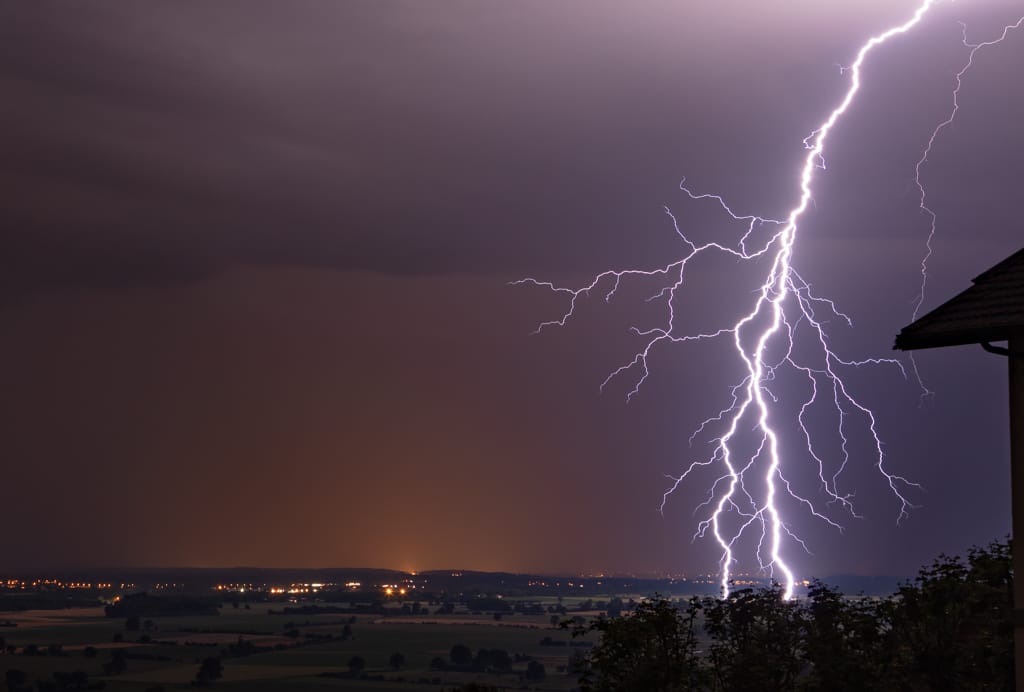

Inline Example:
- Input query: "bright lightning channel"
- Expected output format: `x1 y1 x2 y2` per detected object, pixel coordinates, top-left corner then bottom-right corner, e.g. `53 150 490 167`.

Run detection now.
515 1 1023 600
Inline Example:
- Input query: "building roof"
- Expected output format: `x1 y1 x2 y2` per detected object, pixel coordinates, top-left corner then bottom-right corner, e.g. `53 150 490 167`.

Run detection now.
894 246 1024 351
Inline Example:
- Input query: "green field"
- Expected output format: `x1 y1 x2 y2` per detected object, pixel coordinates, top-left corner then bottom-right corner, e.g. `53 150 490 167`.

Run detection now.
0 603 598 691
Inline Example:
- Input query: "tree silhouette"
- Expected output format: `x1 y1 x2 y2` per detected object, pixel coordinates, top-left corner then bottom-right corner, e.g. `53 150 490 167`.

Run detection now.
449 644 472 667
888 540 1013 691
194 656 223 685
570 540 1013 692
347 655 366 677
525 659 546 681
573 595 703 692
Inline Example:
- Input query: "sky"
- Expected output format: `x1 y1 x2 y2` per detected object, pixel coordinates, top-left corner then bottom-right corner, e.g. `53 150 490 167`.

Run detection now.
1 0 1022 579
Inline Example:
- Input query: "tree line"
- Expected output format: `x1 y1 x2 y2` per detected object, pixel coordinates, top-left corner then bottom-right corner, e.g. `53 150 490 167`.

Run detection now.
573 540 1013 692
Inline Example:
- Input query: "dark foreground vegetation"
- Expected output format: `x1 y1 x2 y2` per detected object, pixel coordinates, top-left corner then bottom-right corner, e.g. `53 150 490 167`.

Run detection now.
573 540 1012 692
0 540 1011 691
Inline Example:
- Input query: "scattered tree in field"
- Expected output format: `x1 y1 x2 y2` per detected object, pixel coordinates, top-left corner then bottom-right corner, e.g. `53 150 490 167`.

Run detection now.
47 670 89 690
449 644 472 667
473 648 511 673
347 655 366 677
5 669 28 692
606 596 624 618
104 648 127 675
525 659 546 681
194 656 223 685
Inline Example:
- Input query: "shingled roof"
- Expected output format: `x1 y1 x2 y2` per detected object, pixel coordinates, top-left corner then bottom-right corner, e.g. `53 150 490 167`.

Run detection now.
894 246 1024 351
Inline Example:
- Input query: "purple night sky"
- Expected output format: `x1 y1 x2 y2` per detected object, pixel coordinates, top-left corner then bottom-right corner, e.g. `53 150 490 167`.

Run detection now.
1 0 1022 579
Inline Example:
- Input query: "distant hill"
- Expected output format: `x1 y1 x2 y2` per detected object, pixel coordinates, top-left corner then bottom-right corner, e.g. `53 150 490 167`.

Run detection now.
3 565 908 598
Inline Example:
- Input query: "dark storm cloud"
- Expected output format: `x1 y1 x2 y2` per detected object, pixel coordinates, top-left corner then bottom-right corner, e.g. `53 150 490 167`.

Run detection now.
3 0 968 298
2 2 582 294
1 0 1023 576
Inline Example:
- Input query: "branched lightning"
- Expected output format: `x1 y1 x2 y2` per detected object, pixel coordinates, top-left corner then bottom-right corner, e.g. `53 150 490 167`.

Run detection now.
913 13 1024 320
515 0 1023 599
907 13 1024 398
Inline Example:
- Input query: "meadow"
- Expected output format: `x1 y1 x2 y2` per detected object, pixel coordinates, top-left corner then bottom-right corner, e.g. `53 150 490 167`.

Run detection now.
0 599 605 691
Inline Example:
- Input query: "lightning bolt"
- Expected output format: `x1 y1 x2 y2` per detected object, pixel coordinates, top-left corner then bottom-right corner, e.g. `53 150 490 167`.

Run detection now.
515 0 1023 599
913 13 1024 320
906 13 1024 399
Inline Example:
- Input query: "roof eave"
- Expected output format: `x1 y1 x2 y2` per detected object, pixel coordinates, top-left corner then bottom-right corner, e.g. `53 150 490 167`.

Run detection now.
894 327 1018 352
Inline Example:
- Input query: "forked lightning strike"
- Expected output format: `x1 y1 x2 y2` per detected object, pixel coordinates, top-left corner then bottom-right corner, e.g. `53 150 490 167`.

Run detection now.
907 13 1024 396
913 13 1024 321
516 0 1023 599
